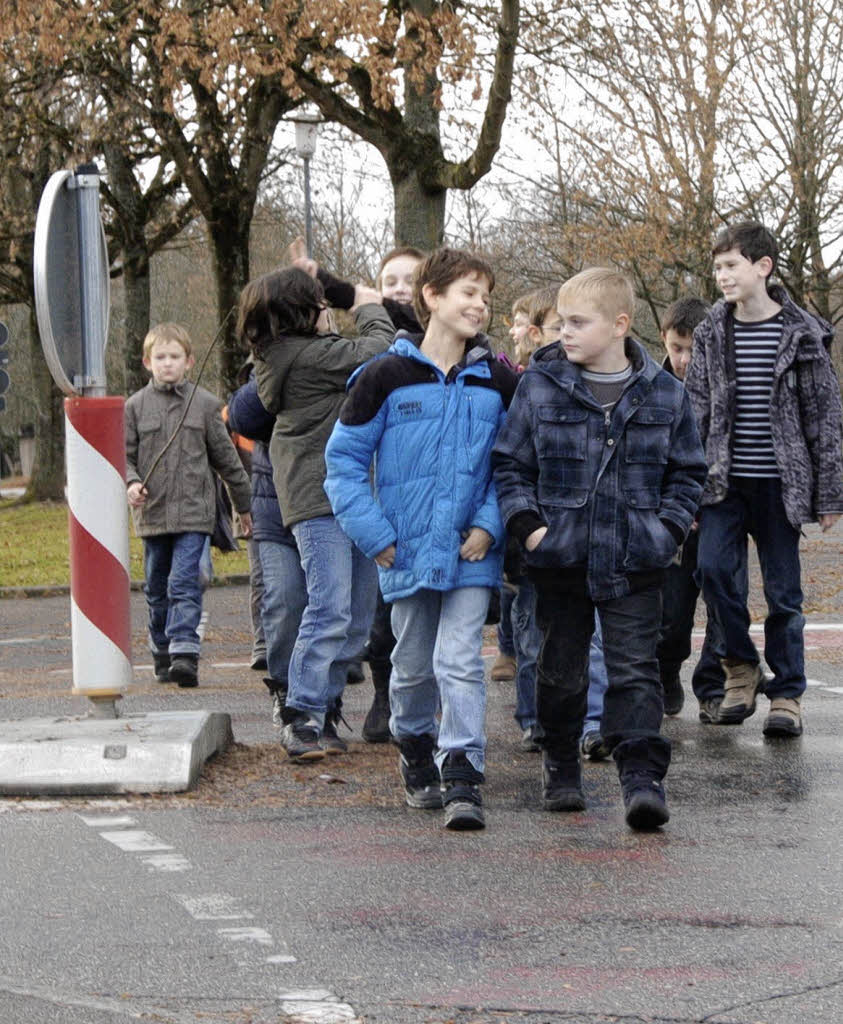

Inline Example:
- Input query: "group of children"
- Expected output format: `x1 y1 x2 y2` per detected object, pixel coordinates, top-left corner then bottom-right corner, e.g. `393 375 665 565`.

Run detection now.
125 221 843 833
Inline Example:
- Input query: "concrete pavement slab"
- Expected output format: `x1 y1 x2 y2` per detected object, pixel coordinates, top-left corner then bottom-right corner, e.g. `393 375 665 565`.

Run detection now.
0 710 232 794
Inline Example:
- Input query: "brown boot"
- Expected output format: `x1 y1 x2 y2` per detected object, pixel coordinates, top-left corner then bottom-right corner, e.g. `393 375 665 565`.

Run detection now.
762 697 803 737
717 660 763 724
490 652 517 682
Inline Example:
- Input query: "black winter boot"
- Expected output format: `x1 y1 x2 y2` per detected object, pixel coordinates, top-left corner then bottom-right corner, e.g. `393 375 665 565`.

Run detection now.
362 662 391 743
441 751 485 830
542 750 586 811
152 652 171 683
397 734 442 809
321 697 349 754
169 653 199 688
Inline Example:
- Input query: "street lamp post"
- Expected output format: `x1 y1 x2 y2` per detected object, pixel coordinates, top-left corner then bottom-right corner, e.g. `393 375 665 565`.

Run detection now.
293 113 320 259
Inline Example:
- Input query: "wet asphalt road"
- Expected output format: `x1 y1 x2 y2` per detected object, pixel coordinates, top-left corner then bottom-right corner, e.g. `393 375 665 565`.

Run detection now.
1 577 842 1023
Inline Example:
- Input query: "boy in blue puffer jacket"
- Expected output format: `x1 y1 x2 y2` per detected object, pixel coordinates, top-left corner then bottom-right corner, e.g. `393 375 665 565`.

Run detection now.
325 248 517 831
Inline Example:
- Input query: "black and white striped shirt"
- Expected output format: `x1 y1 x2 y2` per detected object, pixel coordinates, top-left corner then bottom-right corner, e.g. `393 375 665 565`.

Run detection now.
730 313 782 478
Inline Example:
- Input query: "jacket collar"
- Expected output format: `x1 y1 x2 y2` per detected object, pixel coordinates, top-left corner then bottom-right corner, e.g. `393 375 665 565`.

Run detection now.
151 378 190 396
529 336 659 392
391 331 495 373
705 285 833 348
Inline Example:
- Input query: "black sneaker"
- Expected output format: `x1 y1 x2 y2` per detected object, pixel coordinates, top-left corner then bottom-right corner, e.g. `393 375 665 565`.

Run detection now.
441 752 485 830
397 734 443 809
698 698 722 724
152 652 171 683
320 699 349 754
264 679 286 727
580 730 610 761
661 674 685 716
280 713 325 763
621 771 669 830
542 751 586 811
250 652 268 671
346 661 366 685
169 654 199 688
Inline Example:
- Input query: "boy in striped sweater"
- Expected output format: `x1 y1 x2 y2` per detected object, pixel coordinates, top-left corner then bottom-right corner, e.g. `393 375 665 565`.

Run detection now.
685 222 843 737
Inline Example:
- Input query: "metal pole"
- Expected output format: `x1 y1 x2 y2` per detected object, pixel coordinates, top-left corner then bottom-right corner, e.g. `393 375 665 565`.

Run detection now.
74 163 107 397
303 155 313 259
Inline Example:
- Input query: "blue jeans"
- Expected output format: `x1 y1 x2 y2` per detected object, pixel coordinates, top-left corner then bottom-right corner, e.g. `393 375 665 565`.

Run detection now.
696 478 805 699
496 585 515 656
288 516 379 727
390 587 490 774
582 614 608 738
143 532 208 656
534 572 670 778
511 580 543 730
258 539 308 686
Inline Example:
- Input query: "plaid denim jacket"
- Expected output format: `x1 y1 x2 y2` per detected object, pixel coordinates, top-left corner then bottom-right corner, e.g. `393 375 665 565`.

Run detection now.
492 338 707 601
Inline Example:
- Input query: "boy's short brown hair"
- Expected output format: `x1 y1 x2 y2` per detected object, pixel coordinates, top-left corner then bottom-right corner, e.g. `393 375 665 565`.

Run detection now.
524 286 560 328
712 221 778 278
377 245 425 283
661 297 710 338
413 248 495 329
143 322 193 359
557 268 636 326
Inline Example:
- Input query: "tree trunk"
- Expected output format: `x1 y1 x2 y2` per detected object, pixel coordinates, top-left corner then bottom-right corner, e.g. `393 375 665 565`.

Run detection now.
208 214 251 395
25 305 66 502
122 257 151 395
391 165 446 250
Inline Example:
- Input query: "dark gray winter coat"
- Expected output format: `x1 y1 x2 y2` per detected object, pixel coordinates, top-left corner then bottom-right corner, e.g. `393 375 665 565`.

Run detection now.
685 286 843 528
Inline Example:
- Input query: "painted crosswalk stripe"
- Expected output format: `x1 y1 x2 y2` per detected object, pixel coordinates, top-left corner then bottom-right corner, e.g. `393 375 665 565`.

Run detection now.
99 830 173 852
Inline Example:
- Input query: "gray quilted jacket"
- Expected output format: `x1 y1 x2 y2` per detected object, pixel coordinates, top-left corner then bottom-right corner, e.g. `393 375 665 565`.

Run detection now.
685 286 843 528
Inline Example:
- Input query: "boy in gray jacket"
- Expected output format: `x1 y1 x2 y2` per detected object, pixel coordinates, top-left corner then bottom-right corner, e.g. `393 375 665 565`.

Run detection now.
126 322 252 687
686 222 843 737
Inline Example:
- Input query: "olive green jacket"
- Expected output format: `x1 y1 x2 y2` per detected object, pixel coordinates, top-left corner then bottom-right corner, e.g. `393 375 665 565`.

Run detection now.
255 303 394 528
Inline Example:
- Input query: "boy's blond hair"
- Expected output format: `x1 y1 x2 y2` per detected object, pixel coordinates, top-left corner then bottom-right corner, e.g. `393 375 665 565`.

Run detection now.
143 322 193 359
557 268 636 326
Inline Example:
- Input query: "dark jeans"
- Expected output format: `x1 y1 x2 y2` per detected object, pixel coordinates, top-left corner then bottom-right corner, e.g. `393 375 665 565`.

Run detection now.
657 528 727 702
368 587 396 678
534 572 670 779
496 584 515 656
696 478 805 699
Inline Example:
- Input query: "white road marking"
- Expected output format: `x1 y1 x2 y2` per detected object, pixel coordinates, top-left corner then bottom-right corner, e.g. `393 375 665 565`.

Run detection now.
278 991 358 1023
177 894 253 920
266 953 297 964
217 926 273 945
141 853 192 872
211 661 252 668
99 829 173 852
77 814 137 827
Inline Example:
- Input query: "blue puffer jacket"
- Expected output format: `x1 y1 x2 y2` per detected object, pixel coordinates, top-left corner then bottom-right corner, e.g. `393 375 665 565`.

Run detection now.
227 378 296 548
324 334 517 603
492 338 707 601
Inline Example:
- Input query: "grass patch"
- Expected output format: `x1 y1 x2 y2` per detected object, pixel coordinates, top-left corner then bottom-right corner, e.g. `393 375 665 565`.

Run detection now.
0 499 250 588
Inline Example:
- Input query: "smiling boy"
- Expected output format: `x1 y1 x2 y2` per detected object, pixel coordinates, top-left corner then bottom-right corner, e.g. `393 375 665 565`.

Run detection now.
493 268 706 830
686 221 843 737
325 248 516 830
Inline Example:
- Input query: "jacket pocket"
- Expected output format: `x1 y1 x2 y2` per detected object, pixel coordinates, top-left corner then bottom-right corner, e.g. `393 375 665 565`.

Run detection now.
527 487 590 568
536 406 591 493
624 407 673 464
623 488 677 570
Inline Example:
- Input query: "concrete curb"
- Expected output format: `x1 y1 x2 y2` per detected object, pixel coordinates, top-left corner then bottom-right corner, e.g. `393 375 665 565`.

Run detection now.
0 574 251 599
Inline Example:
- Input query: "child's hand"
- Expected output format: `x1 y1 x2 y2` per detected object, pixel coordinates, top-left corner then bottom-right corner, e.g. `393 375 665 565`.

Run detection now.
238 511 253 538
288 236 318 277
819 513 841 532
524 526 548 552
353 285 383 309
127 482 147 508
374 544 396 568
459 527 493 562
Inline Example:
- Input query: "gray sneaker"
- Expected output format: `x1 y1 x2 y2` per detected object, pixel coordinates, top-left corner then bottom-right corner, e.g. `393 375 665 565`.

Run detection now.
280 717 325 763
